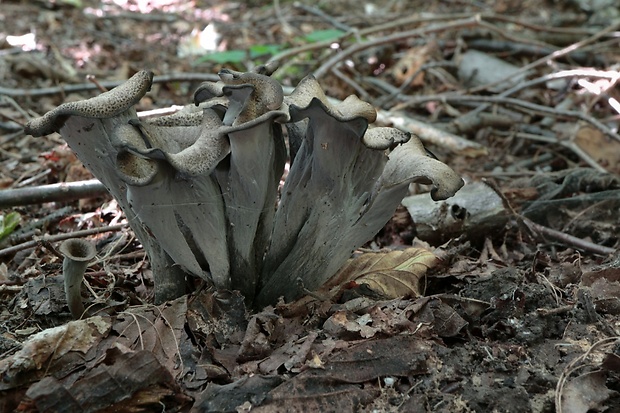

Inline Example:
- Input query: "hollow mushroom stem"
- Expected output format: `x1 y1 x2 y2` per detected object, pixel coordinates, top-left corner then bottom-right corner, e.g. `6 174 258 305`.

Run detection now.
59 239 96 319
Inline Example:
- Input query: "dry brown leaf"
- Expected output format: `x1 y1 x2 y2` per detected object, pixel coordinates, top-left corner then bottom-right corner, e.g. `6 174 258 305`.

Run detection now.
390 45 431 87
24 349 190 412
561 371 613 413
111 296 187 376
0 316 112 390
334 248 439 299
323 310 379 339
581 267 620 314
574 125 620 174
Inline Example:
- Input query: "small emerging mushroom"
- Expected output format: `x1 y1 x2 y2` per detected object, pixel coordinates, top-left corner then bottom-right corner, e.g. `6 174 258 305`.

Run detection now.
58 239 97 319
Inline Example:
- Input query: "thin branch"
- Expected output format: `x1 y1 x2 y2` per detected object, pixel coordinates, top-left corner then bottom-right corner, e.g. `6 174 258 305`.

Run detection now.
313 16 480 78
293 3 353 31
555 337 620 413
8 206 74 244
467 20 620 94
522 217 616 256
0 224 128 258
0 179 108 208
357 12 476 37
487 179 616 256
464 68 620 118
395 94 620 144
511 132 608 173
0 73 220 98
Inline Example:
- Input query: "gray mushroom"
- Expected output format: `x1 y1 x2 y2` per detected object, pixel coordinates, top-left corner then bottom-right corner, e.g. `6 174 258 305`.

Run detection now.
25 66 464 308
219 69 284 111
363 127 411 150
377 136 465 201
58 239 96 319
120 108 231 178
113 123 161 186
285 75 377 123
255 79 463 306
193 80 226 107
25 70 153 137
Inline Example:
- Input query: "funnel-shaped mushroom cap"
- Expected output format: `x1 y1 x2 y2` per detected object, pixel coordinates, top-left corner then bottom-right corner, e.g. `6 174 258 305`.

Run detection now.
59 239 97 319
286 75 377 123
363 127 411 150
194 81 225 106
380 136 465 201
122 108 231 177
113 123 160 186
219 69 284 111
24 71 154 136
59 238 97 263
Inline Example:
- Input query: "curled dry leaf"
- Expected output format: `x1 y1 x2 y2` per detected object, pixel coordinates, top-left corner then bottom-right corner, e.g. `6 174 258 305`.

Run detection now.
332 248 440 299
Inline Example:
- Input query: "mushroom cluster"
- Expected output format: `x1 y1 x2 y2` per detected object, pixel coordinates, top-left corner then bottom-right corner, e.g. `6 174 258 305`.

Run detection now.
25 66 463 307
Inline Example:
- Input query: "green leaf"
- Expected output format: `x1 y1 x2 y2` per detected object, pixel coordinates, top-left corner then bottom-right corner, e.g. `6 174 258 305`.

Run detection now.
195 50 247 64
249 44 282 59
48 0 84 9
194 45 281 66
303 29 346 43
57 0 83 7
0 212 21 242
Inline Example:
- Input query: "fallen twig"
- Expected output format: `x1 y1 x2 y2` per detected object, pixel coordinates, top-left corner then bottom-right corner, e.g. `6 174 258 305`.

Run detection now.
522 216 616 256
313 16 480 78
7 205 73 245
454 68 620 118
495 131 608 173
294 3 353 31
0 223 127 258
0 73 219 98
467 20 620 94
0 179 107 208
376 110 488 157
395 94 620 145
465 38 601 66
486 179 616 256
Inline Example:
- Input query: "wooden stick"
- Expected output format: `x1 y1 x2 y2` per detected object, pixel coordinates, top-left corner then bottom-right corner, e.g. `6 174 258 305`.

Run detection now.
0 179 108 208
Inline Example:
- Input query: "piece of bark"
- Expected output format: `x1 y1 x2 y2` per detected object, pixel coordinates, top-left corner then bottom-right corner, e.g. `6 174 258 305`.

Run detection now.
402 181 509 244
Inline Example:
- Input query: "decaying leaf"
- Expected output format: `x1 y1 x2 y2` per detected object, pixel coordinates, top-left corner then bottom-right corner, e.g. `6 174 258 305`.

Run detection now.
574 125 620 174
323 310 380 339
193 375 284 413
0 316 112 391
112 296 188 376
330 247 439 299
390 45 432 87
252 335 433 412
580 267 620 314
560 371 613 413
24 349 190 413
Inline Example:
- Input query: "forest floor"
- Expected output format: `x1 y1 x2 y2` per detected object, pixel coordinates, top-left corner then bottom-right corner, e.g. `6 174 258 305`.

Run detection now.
1 0 620 412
